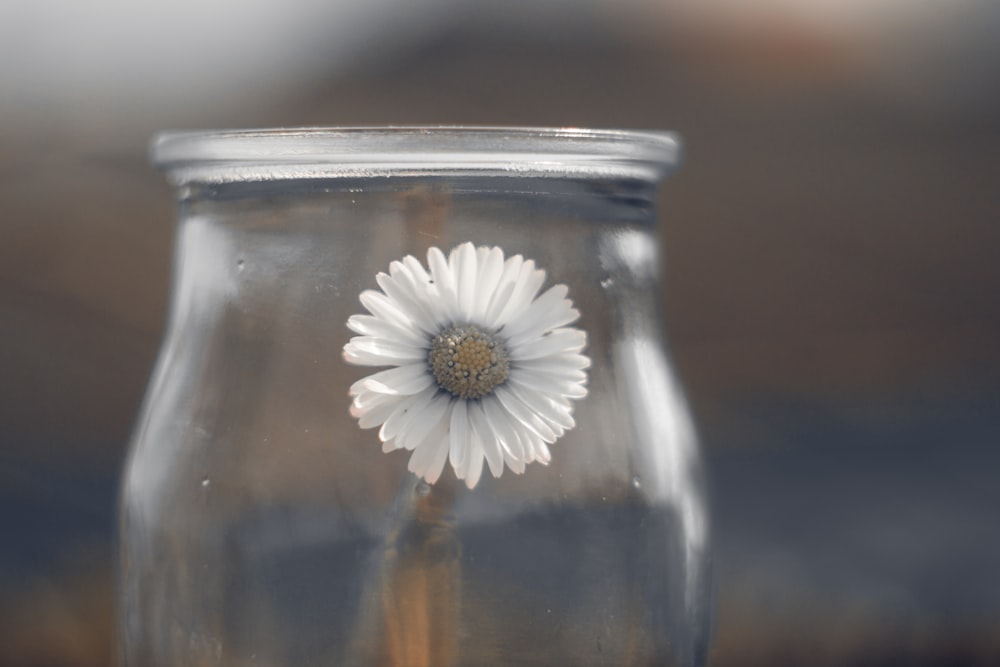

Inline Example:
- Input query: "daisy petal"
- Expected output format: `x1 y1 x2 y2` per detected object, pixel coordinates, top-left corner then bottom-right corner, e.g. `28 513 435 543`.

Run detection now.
353 393 407 429
495 260 546 326
510 370 587 400
391 261 444 325
474 246 505 322
483 279 517 330
428 246 459 322
351 387 391 410
397 393 450 452
425 436 452 483
407 414 450 482
378 386 436 442
512 364 588 388
449 398 469 473
347 314 427 348
350 364 432 396
358 290 413 331
495 385 558 443
504 303 580 349
376 269 437 335
507 379 576 430
343 346 422 367
503 285 580 346
481 395 526 463
502 434 527 474
463 425 485 489
390 391 440 450
501 284 569 336
469 401 504 478
343 337 426 366
451 242 479 321
520 353 592 371
484 254 523 327
402 254 432 284
508 328 587 361
515 426 538 464
512 363 588 384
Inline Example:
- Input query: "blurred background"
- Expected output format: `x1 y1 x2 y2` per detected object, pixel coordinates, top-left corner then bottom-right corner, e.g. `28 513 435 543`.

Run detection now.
2 0 999 665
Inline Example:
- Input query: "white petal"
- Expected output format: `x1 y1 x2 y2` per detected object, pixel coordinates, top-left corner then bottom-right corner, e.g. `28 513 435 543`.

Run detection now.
347 314 427 348
428 246 459 322
376 270 437 335
509 369 587 400
397 393 450 451
502 283 566 330
351 387 392 410
508 328 587 362
389 260 444 329
502 432 527 474
468 401 504 478
387 259 421 288
343 345 423 367
424 435 453 484
358 290 416 331
352 392 406 429
512 361 588 384
484 254 523 328
407 414 451 483
502 284 579 345
506 379 576 430
482 280 516 330
343 337 426 366
350 364 432 397
451 242 479 321
449 398 469 473
402 254 432 284
390 394 441 452
481 395 526 463
411 436 451 484
474 246 505 323
495 385 558 443
494 260 546 327
463 428 485 489
378 386 436 442
510 362 588 387
521 353 591 371
401 256 451 329
516 422 554 465
505 307 580 350
351 389 392 414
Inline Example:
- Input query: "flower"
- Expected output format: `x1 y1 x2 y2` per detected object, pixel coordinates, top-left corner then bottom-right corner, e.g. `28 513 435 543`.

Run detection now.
343 242 589 489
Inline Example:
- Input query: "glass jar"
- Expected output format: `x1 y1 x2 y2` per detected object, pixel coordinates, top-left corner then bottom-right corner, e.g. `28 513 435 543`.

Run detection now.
119 127 710 666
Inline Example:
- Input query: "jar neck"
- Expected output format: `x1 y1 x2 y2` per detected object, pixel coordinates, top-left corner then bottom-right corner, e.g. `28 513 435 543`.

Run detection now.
164 176 663 356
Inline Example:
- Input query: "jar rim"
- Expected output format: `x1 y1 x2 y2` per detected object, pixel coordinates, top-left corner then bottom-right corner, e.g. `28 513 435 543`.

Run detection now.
150 126 682 185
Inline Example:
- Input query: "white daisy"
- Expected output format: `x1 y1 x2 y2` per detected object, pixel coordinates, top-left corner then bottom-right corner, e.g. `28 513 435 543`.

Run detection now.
343 242 590 489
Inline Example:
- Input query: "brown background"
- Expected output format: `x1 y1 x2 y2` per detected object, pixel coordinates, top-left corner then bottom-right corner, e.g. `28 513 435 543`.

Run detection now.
2 5 1000 666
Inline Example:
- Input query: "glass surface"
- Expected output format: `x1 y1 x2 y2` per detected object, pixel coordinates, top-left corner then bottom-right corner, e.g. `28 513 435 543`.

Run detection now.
120 128 710 666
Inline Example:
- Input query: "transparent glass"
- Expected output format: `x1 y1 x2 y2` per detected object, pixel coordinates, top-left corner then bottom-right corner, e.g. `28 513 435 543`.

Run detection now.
119 127 710 666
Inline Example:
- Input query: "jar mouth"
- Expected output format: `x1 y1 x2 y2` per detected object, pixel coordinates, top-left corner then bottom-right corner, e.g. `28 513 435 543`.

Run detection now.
150 126 681 185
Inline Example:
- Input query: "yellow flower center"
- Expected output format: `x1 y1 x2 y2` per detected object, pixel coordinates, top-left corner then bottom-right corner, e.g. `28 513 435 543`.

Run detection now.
429 324 510 399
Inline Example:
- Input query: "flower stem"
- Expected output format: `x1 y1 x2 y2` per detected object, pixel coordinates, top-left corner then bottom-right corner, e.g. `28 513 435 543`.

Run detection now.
348 476 462 666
